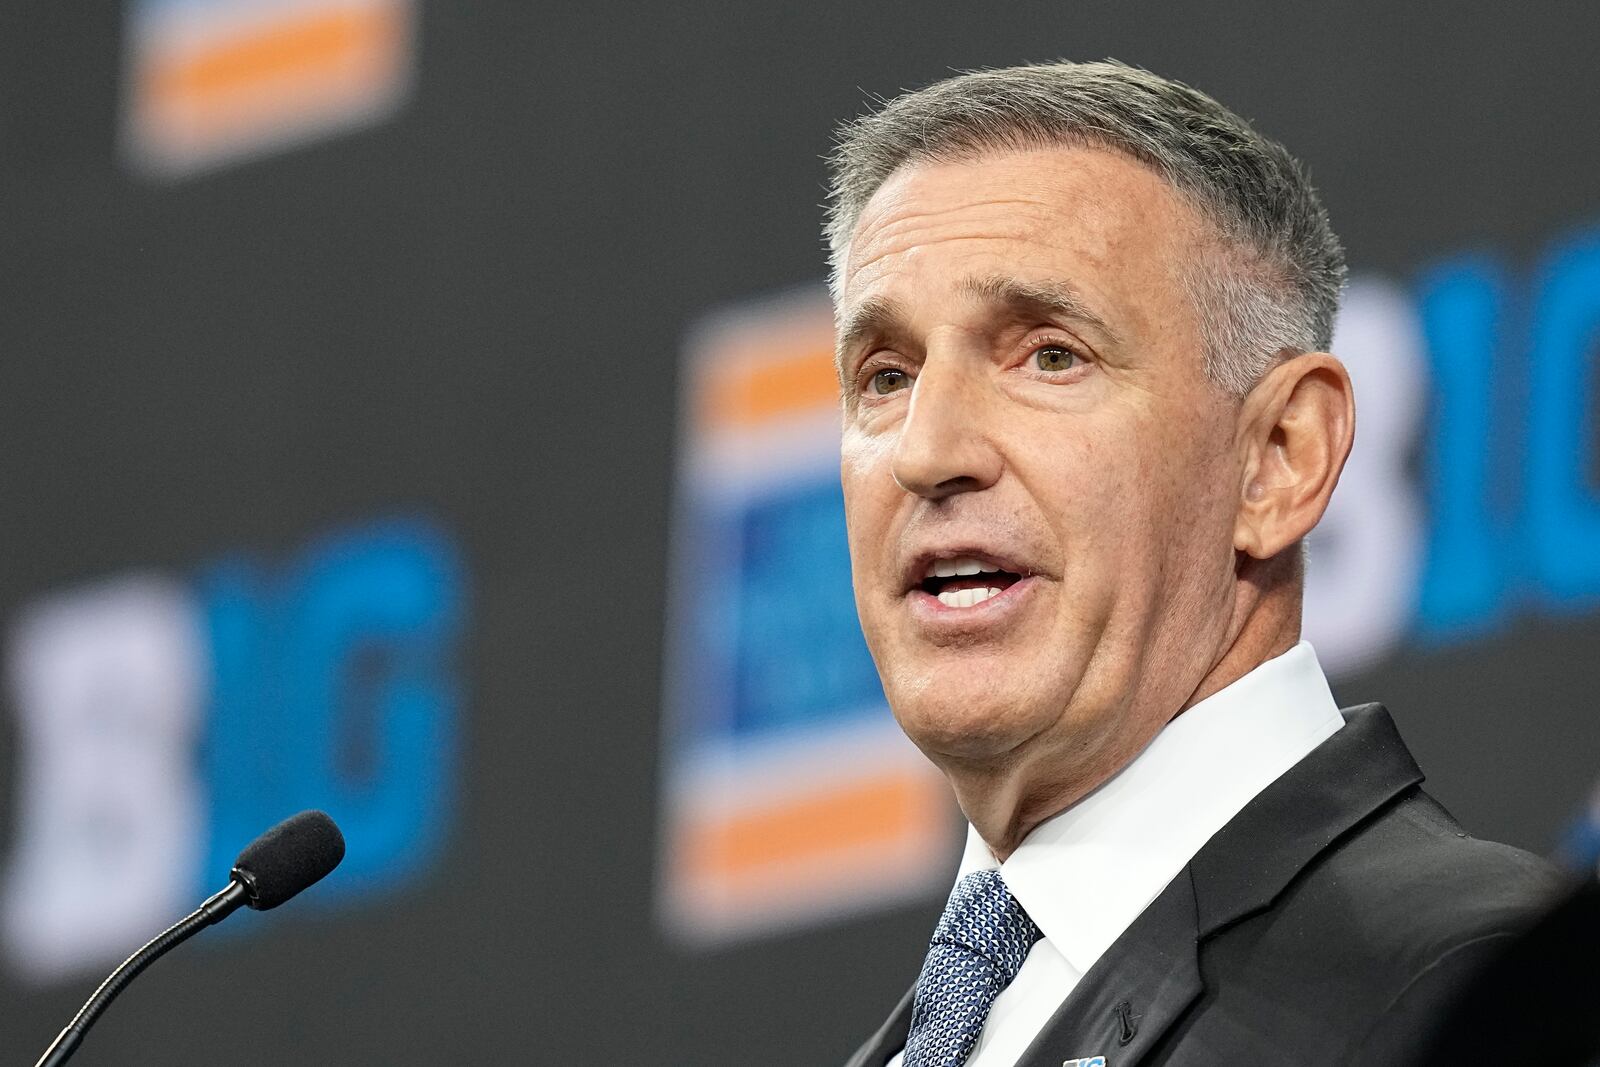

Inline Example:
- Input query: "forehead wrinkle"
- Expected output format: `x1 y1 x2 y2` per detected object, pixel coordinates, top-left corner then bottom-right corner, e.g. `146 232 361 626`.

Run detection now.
863 193 1049 240
850 196 1050 271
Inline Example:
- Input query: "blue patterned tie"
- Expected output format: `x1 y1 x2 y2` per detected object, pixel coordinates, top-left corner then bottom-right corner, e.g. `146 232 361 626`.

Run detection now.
902 869 1043 1067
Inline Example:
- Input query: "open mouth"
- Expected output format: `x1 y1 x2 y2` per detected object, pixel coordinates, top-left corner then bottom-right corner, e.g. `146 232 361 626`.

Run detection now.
916 555 1025 608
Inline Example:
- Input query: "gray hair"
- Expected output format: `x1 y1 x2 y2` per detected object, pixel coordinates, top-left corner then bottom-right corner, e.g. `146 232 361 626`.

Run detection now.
824 60 1347 396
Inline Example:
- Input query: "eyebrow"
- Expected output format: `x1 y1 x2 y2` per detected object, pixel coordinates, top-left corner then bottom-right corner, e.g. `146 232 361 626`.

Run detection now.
834 295 907 374
960 274 1120 346
834 272 1121 375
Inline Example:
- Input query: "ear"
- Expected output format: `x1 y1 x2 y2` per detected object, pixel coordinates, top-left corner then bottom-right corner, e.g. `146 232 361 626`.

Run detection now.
1233 353 1356 560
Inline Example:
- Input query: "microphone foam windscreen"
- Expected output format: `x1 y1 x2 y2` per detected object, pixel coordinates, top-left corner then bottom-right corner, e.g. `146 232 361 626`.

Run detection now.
232 810 346 910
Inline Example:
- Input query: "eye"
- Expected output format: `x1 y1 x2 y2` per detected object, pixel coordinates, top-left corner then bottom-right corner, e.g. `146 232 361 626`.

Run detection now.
1032 344 1083 373
868 367 911 395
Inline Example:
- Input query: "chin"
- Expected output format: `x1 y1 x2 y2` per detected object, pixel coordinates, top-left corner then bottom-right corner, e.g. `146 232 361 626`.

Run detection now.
886 663 1065 762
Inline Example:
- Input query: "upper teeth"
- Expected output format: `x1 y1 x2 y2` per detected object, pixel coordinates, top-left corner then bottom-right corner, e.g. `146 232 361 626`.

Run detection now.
925 556 1000 578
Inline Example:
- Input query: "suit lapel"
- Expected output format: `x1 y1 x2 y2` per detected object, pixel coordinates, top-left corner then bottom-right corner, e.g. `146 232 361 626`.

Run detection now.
1010 704 1424 1067
1187 703 1422 935
842 986 913 1067
1014 867 1202 1067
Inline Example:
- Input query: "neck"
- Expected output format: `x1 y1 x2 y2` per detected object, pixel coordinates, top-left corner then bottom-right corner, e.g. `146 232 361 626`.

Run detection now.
956 552 1302 862
1181 552 1302 713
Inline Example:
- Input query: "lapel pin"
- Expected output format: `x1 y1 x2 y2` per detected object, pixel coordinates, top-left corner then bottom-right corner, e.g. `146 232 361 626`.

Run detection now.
1063 1059 1107 1066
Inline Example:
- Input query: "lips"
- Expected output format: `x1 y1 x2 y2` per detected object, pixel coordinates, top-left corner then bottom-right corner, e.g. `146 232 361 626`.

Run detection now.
901 546 1039 613
916 554 1024 608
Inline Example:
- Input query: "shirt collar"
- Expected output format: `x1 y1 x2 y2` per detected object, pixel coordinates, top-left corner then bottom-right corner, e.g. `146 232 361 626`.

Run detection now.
954 640 1345 975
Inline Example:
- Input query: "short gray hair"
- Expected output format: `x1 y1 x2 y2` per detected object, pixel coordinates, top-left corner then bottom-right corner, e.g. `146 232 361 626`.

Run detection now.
824 60 1346 396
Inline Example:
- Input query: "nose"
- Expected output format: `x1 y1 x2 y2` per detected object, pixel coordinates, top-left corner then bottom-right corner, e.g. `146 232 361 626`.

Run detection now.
890 355 1003 499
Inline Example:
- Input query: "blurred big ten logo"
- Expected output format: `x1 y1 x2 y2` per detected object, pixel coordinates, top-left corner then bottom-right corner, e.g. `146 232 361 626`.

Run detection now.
656 291 958 945
121 0 418 179
2 517 463 982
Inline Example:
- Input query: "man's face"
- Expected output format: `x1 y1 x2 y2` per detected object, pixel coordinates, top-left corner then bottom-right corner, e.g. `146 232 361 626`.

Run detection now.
837 146 1246 792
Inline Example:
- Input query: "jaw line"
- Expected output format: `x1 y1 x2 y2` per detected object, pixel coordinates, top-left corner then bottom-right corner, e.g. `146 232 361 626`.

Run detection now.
896 596 1101 773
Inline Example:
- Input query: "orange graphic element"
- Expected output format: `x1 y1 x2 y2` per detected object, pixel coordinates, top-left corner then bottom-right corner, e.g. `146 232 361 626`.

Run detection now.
127 1 412 174
680 771 944 882
147 7 399 103
700 340 839 429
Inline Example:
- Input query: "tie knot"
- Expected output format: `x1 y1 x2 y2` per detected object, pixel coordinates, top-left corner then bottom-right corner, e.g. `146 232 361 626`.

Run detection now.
931 869 1041 981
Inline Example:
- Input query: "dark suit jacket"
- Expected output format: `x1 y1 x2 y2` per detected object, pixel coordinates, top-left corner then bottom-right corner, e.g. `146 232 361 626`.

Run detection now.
844 705 1562 1067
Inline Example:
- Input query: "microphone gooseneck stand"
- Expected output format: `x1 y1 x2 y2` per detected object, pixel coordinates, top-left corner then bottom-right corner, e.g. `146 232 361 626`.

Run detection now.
34 881 249 1067
30 809 344 1067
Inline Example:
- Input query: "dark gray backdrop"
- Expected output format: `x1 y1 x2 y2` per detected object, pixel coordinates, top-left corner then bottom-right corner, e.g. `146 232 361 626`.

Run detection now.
2 2 1597 1063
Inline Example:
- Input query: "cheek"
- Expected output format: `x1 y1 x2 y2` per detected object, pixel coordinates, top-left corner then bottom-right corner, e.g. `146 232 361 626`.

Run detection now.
840 431 898 575
1123 420 1241 597
840 424 896 483
1033 420 1150 545
1042 413 1227 584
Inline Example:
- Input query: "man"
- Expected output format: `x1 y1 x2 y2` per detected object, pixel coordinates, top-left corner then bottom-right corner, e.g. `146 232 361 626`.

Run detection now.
827 61 1559 1067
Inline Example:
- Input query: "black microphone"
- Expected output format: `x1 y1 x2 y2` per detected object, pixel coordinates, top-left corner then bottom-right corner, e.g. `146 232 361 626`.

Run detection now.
33 810 346 1067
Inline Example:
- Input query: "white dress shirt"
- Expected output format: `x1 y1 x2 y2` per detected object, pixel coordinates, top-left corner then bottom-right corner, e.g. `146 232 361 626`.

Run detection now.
887 641 1345 1067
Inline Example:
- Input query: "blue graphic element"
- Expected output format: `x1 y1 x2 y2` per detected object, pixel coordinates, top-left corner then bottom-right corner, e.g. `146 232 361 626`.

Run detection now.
730 482 884 736
669 501 743 743
1526 228 1600 609
1555 809 1600 873
1416 256 1512 639
201 517 464 903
